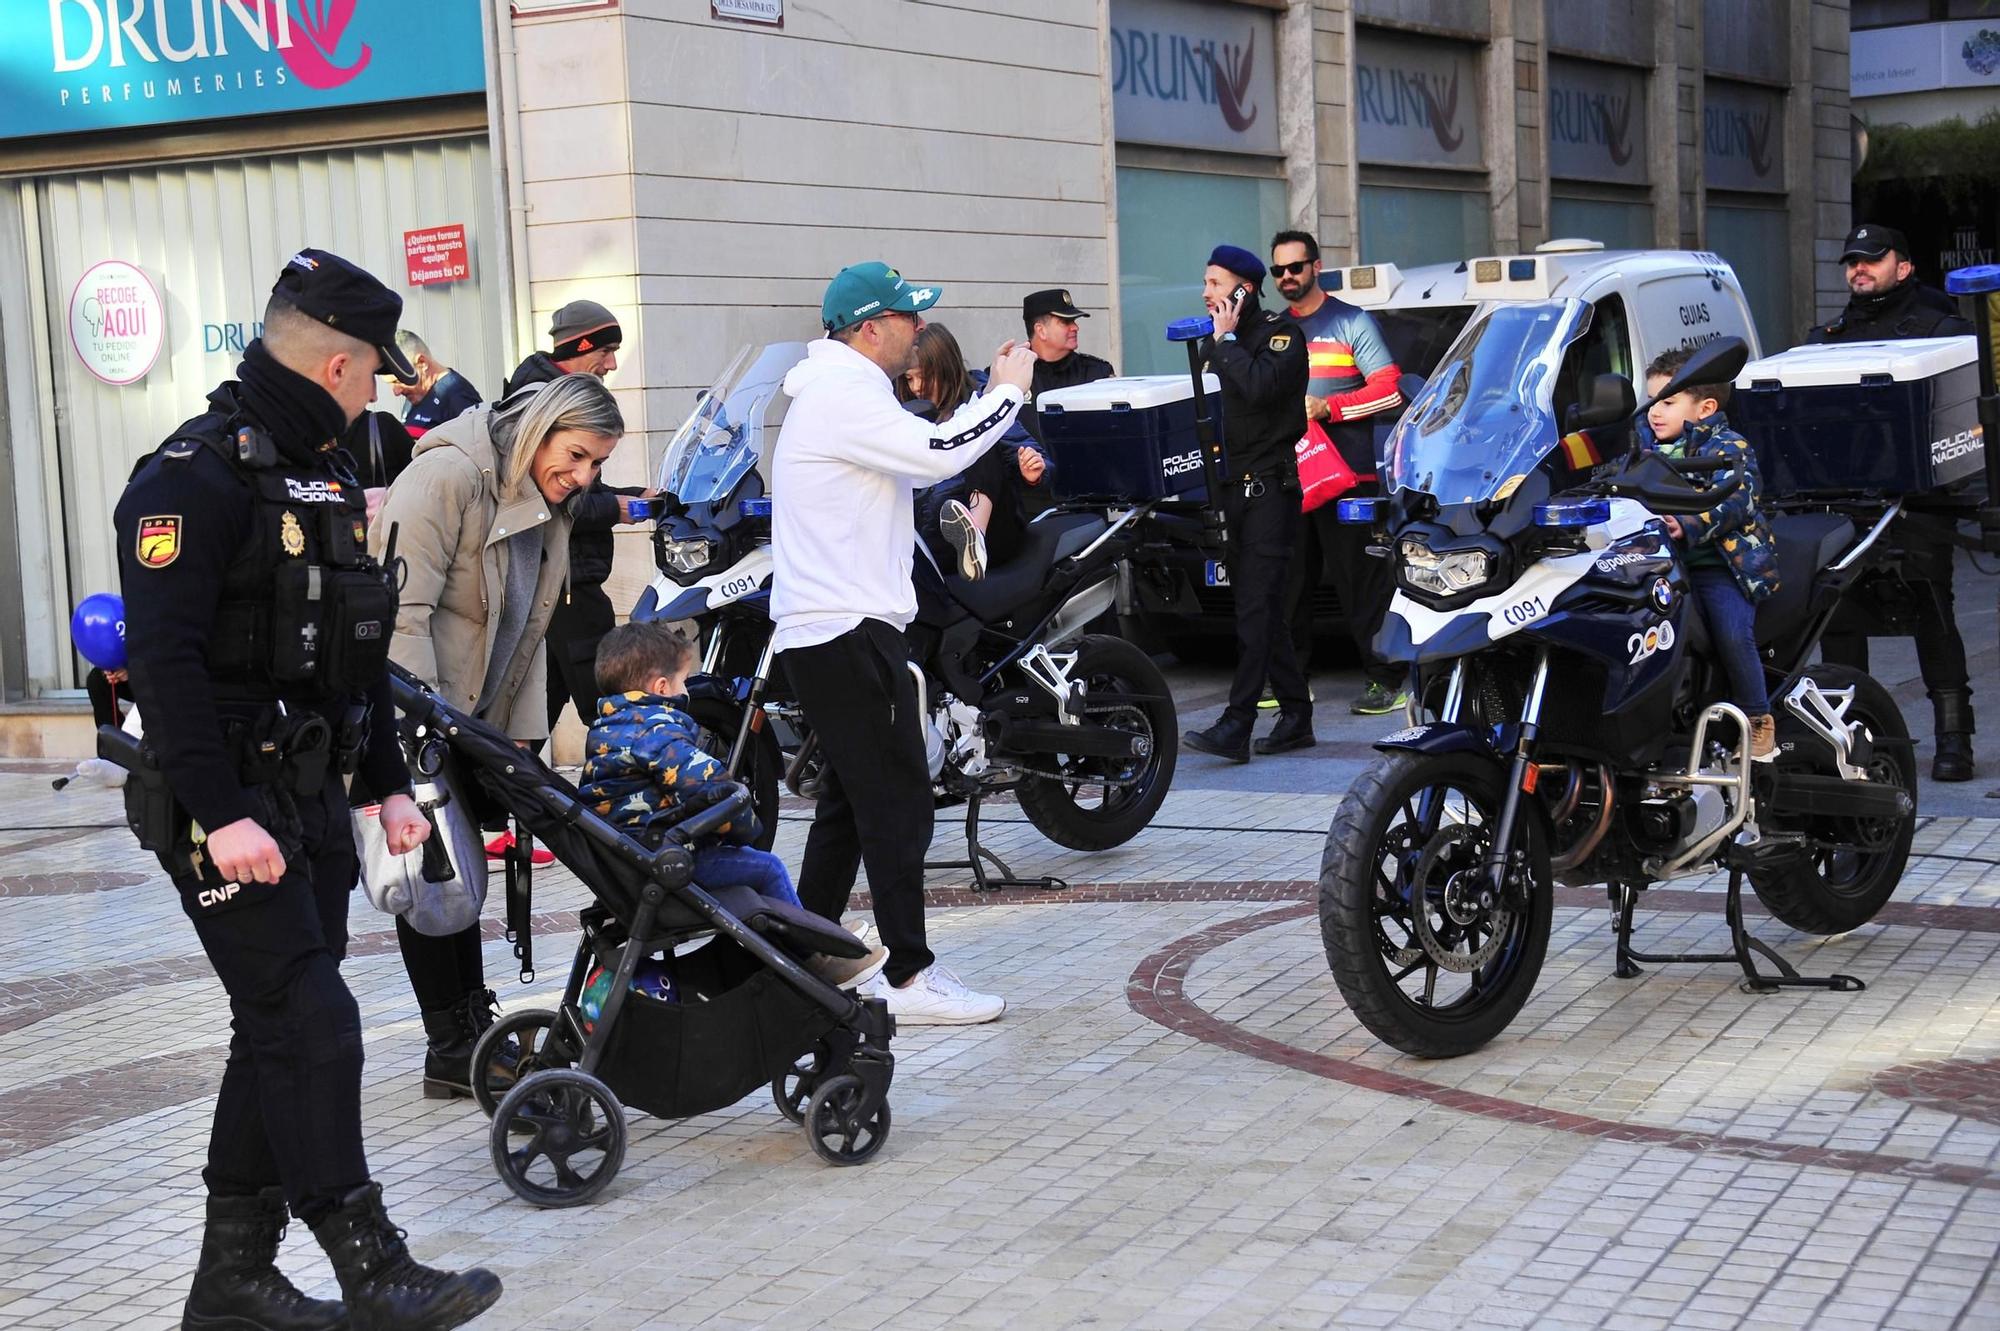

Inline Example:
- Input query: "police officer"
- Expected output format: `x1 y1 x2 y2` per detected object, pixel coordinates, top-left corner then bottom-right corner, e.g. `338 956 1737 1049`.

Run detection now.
1017 287 1115 441
114 250 502 1331
1808 223 1979 781
1182 244 1312 763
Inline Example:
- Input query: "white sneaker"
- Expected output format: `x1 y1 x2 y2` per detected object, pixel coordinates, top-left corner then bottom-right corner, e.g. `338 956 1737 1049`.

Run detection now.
870 963 1005 1025
939 500 987 580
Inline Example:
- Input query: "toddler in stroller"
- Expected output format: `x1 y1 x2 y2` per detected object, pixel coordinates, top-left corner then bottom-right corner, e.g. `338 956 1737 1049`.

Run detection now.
385 654 898 1205
580 621 889 988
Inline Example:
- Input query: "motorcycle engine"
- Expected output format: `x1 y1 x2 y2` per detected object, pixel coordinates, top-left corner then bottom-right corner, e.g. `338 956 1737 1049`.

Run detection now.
925 694 991 781
1633 783 1730 856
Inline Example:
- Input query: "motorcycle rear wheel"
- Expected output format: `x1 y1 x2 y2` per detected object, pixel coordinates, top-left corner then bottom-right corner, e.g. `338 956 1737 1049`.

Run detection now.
1749 665 1916 935
683 695 783 853
1319 751 1552 1058
1016 635 1178 851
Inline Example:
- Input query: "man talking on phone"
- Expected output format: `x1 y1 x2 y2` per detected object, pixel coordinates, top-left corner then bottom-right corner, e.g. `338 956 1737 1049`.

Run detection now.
1182 244 1312 764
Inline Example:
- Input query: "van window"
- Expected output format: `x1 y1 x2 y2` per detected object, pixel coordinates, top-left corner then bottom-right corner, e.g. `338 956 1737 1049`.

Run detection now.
1372 305 1477 378
1555 294 1634 429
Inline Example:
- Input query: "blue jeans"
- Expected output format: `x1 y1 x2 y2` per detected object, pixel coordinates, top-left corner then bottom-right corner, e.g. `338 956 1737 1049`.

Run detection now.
692 844 802 909
1690 564 1770 717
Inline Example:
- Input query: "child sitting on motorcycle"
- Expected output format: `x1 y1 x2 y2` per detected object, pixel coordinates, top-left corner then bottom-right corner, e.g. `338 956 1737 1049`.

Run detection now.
1642 346 1782 762
899 323 1051 581
579 621 889 986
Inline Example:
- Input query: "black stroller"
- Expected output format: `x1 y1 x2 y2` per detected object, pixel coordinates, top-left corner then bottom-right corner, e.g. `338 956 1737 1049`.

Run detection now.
387 666 896 1208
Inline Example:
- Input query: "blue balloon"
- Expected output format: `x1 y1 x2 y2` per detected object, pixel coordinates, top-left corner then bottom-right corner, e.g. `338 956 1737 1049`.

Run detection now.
71 593 127 671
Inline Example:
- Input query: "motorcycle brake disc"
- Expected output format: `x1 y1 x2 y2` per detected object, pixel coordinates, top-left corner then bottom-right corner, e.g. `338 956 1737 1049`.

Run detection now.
1409 824 1510 974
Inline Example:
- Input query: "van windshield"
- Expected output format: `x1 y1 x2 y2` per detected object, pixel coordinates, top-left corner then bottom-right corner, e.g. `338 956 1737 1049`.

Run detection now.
1372 305 1477 378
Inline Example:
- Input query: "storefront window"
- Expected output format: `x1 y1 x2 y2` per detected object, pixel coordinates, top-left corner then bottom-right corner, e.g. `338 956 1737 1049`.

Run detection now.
1549 196 1655 251
1358 185 1492 269
1707 202 1792 351
1115 165 1287 375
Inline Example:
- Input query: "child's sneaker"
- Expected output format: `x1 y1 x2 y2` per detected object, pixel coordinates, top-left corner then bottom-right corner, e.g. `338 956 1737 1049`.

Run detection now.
1749 714 1778 763
868 963 1004 1025
807 943 889 989
939 500 987 580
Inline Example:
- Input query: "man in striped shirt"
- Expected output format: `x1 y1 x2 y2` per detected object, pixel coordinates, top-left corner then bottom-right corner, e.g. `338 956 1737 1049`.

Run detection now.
1269 230 1409 717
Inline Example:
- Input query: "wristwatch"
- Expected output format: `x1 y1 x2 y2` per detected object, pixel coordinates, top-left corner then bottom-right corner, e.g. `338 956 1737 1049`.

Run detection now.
1218 332 1238 343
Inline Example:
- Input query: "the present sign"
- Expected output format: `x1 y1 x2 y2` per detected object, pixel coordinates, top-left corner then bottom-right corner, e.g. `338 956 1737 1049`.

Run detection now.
405 224 469 286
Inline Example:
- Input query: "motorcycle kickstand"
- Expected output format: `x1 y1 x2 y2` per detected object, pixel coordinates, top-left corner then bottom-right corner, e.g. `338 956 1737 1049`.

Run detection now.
925 788 1067 893
1608 874 1864 993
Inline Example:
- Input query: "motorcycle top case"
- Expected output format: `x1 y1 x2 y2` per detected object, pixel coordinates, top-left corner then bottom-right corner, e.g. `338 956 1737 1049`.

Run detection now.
1035 374 1220 504
1731 337 1983 497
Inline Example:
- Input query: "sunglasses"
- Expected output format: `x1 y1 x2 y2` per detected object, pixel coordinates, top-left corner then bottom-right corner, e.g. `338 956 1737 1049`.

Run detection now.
1271 260 1316 278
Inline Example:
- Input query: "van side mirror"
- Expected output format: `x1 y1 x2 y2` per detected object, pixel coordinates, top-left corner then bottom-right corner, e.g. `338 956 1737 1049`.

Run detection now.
1568 372 1636 431
1636 337 1749 412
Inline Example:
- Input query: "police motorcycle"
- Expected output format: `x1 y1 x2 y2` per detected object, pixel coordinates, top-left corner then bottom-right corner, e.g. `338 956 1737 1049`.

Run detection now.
630 343 1179 888
1319 299 1917 1058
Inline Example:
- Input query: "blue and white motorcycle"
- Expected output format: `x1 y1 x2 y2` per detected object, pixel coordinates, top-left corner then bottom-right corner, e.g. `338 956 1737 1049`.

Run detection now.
1320 301 1917 1056
632 344 1179 887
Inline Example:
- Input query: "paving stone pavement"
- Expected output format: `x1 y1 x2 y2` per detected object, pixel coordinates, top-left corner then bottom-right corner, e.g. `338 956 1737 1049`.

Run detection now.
3 751 2000 1331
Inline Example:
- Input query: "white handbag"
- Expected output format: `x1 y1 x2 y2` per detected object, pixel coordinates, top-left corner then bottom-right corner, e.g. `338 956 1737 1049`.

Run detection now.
353 750 487 937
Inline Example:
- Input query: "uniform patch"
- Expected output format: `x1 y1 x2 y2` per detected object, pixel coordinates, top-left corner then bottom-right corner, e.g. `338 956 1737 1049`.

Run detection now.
1270 334 1293 351
280 510 306 557
283 477 345 504
136 515 182 568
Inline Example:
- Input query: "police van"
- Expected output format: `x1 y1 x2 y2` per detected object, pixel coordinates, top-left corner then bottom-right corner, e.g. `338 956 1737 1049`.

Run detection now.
1135 241 1763 659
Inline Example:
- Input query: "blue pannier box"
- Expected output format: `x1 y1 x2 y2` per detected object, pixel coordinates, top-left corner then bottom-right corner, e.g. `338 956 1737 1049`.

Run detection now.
1731 338 1983 497
1035 374 1220 504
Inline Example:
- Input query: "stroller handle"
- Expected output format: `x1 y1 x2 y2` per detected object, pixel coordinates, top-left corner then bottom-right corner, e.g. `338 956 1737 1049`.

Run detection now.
667 784 754 847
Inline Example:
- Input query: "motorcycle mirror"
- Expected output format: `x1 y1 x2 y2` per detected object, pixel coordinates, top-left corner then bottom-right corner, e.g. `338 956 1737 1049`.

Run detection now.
1567 373 1636 432
1635 336 1750 413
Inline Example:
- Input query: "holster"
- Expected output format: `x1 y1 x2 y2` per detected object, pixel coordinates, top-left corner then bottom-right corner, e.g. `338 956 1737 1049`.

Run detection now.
97 725 184 855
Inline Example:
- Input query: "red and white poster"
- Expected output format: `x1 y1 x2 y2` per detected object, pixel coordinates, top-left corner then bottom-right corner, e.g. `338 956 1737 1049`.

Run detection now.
404 225 470 287
69 260 164 386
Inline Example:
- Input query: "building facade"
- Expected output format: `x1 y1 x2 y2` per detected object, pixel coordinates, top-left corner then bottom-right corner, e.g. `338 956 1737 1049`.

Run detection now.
0 0 1853 731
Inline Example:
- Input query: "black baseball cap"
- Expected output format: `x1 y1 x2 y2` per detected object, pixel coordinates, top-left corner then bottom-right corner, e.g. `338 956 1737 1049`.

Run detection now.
1024 288 1089 322
1840 224 1910 263
271 249 417 383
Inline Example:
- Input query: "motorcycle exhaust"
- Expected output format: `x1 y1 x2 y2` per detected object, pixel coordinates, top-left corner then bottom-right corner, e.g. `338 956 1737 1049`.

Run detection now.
1763 771 1913 822
991 718 1150 761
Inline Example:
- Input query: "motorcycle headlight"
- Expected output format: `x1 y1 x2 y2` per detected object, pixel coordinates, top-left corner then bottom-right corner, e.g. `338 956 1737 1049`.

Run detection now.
661 536 715 576
1399 537 1492 597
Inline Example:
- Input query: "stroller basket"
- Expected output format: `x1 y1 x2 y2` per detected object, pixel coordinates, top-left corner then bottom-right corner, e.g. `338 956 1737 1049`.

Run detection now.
387 665 896 1204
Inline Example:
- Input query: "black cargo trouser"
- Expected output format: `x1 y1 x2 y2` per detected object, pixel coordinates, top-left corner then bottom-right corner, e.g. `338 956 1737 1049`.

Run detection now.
1225 475 1309 721
1286 500 1399 688
171 777 368 1225
1821 535 1972 710
783 619 936 986
546 581 618 731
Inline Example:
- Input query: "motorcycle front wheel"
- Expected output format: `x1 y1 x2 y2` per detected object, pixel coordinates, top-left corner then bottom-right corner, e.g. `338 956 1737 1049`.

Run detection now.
1016 634 1179 851
1319 750 1553 1058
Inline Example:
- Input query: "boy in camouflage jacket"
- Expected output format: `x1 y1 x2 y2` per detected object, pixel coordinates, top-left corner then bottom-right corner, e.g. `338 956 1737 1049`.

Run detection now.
1643 346 1781 761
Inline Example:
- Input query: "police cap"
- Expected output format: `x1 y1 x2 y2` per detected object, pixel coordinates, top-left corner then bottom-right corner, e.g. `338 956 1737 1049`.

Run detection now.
272 249 418 383
1023 288 1089 323
1840 224 1910 264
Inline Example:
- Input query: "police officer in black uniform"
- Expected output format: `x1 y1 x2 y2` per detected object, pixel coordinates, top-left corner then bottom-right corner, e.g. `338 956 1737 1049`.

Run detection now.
1017 287 1115 442
1182 244 1313 763
113 250 502 1331
1807 223 1980 781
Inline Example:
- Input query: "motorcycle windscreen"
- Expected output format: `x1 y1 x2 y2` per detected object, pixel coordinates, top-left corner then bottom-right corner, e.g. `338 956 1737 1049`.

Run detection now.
656 342 810 503
1382 298 1592 506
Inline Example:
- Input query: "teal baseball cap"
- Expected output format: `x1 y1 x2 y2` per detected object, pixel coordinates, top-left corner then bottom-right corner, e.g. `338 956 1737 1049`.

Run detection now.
820 261 942 334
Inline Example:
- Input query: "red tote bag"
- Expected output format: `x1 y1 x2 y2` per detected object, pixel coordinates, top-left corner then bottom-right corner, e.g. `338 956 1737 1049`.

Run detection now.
1295 419 1357 513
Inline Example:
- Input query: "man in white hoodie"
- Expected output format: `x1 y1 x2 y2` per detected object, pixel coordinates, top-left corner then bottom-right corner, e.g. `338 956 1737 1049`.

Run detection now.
773 261 1036 1024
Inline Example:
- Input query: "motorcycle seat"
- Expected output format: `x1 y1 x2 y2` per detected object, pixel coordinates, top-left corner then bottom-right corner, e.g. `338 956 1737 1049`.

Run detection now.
1754 512 1855 648
946 511 1109 624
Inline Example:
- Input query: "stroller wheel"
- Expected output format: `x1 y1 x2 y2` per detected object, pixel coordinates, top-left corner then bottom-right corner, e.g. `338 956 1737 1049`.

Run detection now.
803 1074 890 1167
491 1069 626 1207
772 1043 830 1125
472 1008 565 1118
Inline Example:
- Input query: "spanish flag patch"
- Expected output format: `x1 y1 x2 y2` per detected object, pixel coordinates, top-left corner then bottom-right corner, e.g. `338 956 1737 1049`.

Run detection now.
1558 431 1602 470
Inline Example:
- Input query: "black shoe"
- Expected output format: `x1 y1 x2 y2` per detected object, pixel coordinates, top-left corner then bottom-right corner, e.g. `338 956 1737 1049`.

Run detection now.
1254 712 1317 756
1183 716 1251 764
183 1189 346 1331
422 990 514 1101
311 1184 502 1331
1934 733 1975 782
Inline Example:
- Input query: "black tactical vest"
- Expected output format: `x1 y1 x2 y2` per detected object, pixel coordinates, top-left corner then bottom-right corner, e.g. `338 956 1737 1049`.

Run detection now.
165 416 396 701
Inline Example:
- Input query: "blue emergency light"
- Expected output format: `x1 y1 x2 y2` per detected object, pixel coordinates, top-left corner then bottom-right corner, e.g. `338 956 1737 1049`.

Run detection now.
1335 497 1388 525
1946 265 2000 296
1167 316 1215 343
1532 498 1610 528
740 497 772 518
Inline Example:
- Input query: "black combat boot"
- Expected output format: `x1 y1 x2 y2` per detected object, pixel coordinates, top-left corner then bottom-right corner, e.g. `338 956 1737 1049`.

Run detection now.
1183 713 1252 764
1933 690 1975 783
1254 711 1317 756
182 1189 345 1331
310 1184 502 1331
419 1005 474 1100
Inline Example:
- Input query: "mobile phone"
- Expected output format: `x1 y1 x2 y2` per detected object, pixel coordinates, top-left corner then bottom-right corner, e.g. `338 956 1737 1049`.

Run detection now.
1231 284 1250 305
